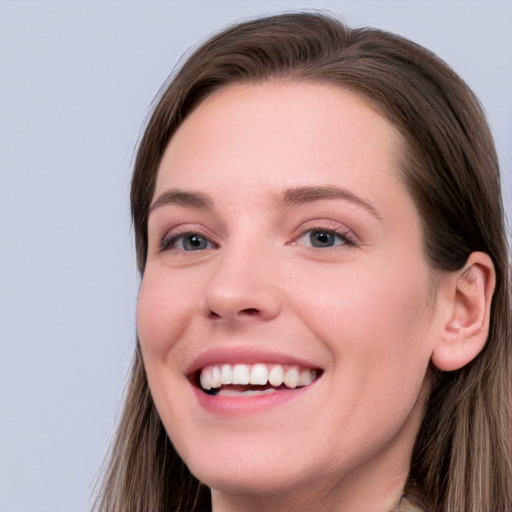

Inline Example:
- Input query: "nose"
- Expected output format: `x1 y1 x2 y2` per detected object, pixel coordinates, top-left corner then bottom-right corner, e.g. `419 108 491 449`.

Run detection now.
200 242 281 322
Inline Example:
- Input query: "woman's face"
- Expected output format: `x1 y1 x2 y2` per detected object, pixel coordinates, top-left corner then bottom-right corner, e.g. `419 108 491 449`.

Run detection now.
137 83 448 504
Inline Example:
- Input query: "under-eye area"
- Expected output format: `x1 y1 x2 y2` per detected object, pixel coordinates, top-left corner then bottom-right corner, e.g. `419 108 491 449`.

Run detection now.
192 363 322 396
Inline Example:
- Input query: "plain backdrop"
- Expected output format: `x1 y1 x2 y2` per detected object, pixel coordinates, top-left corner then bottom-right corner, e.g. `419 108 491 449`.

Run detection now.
1 1 510 511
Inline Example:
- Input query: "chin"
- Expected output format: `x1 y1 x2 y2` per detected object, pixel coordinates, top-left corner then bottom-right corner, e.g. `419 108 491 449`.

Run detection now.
181 440 319 497
195 466 308 498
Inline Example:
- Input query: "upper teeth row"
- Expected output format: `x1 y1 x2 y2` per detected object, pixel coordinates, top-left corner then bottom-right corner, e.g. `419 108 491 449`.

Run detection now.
199 363 316 390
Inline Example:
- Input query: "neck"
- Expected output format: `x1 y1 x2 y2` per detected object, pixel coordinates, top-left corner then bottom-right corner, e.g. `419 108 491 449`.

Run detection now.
211 466 408 512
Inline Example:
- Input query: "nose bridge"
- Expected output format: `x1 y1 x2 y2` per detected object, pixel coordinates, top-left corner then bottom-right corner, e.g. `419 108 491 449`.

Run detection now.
201 226 281 322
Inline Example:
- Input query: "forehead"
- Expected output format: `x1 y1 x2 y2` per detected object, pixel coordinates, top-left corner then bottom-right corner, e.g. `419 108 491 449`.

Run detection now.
154 82 412 219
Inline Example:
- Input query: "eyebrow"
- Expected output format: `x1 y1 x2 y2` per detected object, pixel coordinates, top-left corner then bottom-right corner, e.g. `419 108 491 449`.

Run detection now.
280 185 382 220
149 184 382 220
149 189 214 213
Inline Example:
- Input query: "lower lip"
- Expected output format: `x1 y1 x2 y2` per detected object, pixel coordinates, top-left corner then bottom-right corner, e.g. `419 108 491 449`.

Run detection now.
192 383 315 415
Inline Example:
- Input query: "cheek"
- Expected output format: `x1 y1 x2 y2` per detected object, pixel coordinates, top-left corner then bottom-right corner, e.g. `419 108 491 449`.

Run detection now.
289 259 433 372
136 268 195 357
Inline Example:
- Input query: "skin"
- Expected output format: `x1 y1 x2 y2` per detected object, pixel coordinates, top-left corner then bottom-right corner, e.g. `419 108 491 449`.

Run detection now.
136 83 480 512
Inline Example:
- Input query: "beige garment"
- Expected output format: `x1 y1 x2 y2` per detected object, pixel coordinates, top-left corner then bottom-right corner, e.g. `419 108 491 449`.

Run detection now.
392 494 426 512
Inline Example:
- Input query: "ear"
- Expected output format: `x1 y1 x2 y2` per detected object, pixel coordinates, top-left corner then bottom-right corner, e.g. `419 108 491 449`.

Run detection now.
431 252 496 371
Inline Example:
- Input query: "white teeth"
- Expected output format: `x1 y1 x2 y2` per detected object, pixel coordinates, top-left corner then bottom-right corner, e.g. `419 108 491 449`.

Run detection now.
268 365 284 386
199 367 212 390
232 364 250 385
198 363 318 391
249 364 268 385
297 369 316 387
211 365 221 388
220 364 233 385
283 367 299 388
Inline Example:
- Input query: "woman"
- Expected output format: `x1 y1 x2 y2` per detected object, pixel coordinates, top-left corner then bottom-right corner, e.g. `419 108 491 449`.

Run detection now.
96 12 511 512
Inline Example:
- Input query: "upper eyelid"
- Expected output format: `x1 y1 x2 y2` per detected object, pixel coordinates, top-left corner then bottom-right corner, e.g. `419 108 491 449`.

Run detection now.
293 218 357 239
160 223 218 240
298 227 349 238
159 226 219 251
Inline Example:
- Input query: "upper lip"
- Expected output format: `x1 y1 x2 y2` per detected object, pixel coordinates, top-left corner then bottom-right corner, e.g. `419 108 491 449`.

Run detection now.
186 346 323 377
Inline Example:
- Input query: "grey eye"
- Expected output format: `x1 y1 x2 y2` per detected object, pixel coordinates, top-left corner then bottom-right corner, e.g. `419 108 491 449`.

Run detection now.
162 232 214 252
309 230 339 247
179 234 211 251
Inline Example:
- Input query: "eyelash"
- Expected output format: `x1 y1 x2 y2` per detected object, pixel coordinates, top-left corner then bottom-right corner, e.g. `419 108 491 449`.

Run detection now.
159 230 218 252
294 227 357 249
159 226 357 254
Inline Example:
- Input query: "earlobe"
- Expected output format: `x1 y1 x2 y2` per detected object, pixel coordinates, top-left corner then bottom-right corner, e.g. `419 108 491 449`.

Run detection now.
431 252 496 372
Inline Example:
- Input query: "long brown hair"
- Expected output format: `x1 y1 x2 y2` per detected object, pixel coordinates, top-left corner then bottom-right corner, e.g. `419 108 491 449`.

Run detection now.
95 12 511 512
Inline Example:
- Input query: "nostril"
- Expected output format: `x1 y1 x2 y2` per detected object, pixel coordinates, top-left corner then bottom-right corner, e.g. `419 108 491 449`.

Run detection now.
239 308 259 316
207 307 260 320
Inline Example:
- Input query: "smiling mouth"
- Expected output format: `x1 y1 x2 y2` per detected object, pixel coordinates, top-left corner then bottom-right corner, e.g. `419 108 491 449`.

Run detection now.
194 363 320 396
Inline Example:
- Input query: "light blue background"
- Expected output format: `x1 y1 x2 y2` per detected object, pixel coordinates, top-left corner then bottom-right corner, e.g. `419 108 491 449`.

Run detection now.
1 1 511 511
